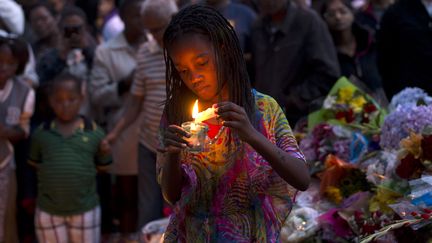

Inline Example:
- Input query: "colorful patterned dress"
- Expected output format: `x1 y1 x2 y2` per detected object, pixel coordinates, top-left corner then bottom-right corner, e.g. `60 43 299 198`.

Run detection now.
157 91 305 242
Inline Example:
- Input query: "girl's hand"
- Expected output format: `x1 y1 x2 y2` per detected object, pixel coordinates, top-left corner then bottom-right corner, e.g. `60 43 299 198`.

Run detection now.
215 102 258 143
158 125 191 154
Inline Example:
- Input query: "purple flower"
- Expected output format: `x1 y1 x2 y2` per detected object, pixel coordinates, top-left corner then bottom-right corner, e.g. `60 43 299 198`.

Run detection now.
380 105 432 150
389 87 432 112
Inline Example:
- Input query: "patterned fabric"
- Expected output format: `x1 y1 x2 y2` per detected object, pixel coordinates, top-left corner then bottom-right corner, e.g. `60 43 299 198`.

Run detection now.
157 91 305 242
35 206 101 243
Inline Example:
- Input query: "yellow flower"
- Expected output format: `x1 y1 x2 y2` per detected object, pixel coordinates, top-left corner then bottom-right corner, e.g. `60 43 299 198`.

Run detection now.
325 186 343 204
399 132 423 159
350 96 367 112
337 87 355 103
369 187 403 213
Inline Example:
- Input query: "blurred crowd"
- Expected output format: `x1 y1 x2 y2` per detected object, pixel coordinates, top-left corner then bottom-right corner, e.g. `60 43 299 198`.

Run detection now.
0 0 431 242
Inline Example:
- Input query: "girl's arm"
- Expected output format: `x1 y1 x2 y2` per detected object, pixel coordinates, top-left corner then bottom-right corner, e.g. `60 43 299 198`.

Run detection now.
157 125 191 204
216 102 310 191
159 152 184 204
246 131 309 191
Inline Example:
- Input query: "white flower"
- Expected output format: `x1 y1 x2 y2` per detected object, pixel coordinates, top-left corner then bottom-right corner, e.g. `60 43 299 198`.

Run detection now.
323 95 337 109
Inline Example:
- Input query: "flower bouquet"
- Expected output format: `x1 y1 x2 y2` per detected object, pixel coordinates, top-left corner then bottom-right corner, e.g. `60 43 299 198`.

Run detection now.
300 123 372 174
308 77 386 134
319 155 372 204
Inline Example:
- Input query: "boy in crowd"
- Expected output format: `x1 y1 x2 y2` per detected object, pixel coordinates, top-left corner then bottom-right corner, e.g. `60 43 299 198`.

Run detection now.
28 72 111 242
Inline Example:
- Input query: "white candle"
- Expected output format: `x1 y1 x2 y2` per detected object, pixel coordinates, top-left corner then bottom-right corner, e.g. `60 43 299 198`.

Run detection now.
194 107 216 123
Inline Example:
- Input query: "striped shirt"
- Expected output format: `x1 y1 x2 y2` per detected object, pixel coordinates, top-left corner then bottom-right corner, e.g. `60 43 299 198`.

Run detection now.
29 118 111 216
131 39 166 152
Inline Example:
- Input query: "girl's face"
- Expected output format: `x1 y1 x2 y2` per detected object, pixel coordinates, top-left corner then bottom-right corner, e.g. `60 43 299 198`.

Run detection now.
49 80 83 122
169 34 226 104
0 45 18 86
323 0 354 32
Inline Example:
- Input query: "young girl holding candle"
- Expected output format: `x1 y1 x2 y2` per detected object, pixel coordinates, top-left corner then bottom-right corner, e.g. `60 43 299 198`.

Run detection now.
158 4 310 242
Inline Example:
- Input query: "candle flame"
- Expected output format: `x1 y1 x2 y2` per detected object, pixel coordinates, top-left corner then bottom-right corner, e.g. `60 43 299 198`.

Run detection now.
192 99 199 119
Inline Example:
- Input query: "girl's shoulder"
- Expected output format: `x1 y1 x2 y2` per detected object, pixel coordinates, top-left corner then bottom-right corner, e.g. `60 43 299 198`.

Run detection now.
253 90 282 113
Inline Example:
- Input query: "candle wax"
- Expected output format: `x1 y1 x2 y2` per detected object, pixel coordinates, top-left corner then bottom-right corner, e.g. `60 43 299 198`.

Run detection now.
194 107 216 123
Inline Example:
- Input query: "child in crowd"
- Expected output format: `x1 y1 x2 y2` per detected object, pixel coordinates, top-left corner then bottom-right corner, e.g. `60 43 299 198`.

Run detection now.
0 36 34 243
28 72 111 243
158 5 310 242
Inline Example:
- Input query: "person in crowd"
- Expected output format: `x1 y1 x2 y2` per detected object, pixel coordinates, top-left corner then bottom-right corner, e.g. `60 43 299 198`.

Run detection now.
203 0 256 76
251 0 340 126
36 6 96 85
355 0 394 35
90 0 147 240
97 0 124 42
28 2 61 59
1 2 39 242
0 0 25 36
377 0 432 99
105 0 178 232
156 5 309 241
0 36 34 243
321 0 384 98
0 0 39 87
75 0 100 37
233 0 259 11
28 72 111 243
203 0 256 52
35 6 96 124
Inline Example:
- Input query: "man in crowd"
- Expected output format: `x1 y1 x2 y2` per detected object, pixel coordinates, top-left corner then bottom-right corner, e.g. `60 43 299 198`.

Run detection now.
251 0 340 126
377 0 432 99
89 0 147 240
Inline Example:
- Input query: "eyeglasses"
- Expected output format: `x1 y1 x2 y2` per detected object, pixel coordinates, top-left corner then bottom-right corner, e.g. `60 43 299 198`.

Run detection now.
63 25 83 38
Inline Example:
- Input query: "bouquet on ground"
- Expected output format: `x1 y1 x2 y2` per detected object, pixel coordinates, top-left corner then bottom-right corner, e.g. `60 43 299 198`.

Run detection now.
308 77 386 133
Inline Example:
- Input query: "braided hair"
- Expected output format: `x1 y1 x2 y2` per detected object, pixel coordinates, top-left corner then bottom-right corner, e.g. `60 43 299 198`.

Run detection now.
163 4 255 126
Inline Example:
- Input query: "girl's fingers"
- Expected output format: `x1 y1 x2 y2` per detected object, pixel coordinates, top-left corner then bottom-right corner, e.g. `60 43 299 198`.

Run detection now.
165 132 189 145
221 120 243 128
164 138 188 149
216 102 242 113
217 111 244 121
167 125 190 138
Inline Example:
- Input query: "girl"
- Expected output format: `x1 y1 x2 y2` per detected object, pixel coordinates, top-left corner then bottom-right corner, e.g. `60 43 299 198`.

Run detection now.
158 5 310 242
0 36 34 243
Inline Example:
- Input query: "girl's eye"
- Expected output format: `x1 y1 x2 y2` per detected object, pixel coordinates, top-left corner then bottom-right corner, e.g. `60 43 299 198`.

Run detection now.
198 60 208 66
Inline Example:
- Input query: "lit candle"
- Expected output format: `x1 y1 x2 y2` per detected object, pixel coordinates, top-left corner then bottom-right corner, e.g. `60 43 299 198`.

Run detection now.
192 100 216 123
191 100 199 131
180 100 209 152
